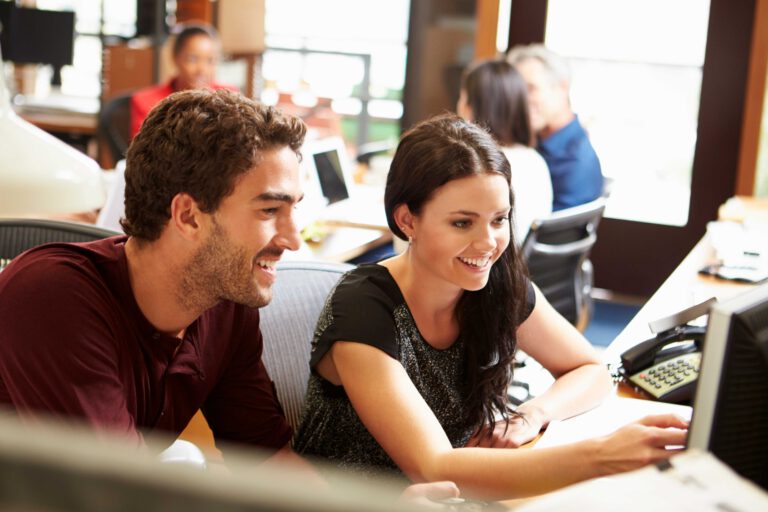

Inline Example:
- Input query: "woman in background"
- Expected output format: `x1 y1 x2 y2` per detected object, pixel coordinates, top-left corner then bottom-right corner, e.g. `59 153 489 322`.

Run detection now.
293 114 687 500
457 59 552 242
130 22 237 138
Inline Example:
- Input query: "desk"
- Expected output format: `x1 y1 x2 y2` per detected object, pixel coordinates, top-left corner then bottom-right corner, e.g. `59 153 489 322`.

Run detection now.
604 196 767 404
17 108 99 161
17 109 97 135
304 226 392 263
603 198 767 367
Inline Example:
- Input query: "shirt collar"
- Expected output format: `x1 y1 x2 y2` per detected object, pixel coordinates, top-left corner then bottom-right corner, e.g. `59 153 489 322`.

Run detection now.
538 116 584 154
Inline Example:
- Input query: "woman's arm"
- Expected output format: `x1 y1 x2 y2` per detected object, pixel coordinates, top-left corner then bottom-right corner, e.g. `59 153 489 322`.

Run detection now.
512 285 613 431
327 341 685 500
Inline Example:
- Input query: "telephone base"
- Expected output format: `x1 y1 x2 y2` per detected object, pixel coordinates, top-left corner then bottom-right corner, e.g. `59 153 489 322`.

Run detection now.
627 352 701 403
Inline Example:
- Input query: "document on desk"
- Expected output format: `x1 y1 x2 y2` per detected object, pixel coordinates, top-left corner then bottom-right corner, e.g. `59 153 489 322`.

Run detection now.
517 449 768 512
534 395 692 449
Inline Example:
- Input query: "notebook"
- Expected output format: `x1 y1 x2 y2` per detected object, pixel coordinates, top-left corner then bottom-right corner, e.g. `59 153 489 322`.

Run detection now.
300 137 388 229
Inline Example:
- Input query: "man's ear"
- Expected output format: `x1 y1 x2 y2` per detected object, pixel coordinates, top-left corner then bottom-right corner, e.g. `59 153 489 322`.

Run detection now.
169 192 204 241
392 203 416 239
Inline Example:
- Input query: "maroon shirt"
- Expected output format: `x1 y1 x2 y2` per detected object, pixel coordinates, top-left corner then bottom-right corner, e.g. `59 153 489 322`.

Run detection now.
0 236 292 453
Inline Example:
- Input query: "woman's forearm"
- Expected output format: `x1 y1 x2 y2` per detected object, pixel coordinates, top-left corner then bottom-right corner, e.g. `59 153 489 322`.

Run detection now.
418 410 688 501
518 363 613 426
425 441 600 500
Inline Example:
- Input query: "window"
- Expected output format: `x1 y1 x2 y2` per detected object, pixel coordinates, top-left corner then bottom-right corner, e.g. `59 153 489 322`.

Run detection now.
545 0 711 226
35 0 136 98
756 78 768 198
261 0 410 152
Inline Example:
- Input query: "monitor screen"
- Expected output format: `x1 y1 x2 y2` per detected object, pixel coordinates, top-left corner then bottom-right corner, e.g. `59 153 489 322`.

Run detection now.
687 283 768 490
0 5 74 68
313 149 350 205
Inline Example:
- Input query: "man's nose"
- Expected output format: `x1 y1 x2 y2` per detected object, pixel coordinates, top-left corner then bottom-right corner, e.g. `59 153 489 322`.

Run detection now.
275 214 302 252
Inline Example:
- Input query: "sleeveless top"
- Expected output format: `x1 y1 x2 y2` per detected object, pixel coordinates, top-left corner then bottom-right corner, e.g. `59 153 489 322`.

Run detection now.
292 264 535 477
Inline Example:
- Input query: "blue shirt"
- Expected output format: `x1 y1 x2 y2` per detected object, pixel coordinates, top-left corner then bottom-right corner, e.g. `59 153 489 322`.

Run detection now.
537 116 604 211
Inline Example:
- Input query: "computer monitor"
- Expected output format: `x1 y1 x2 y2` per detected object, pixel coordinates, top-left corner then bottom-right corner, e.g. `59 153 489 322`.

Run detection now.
0 410 412 512
687 282 768 490
301 137 354 205
0 4 75 86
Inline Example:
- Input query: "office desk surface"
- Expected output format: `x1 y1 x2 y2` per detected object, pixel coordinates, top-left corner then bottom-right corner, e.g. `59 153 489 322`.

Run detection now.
18 109 97 135
305 226 392 263
602 232 753 366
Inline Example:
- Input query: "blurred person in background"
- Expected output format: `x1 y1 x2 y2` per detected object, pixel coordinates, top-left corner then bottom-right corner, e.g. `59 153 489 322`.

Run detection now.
130 22 238 138
507 44 603 211
457 58 552 242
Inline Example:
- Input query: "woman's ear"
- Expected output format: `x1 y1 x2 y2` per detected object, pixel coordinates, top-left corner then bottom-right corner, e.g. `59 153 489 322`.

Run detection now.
393 203 415 239
456 89 472 121
169 192 203 240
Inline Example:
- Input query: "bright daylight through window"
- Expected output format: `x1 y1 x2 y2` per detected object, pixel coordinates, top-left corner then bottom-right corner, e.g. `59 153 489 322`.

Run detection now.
545 0 711 226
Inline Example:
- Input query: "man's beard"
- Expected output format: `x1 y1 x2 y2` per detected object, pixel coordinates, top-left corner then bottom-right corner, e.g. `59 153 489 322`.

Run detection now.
177 220 279 311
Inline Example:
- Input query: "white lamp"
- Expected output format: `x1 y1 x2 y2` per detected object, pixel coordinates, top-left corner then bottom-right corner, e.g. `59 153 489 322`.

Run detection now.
0 44 105 216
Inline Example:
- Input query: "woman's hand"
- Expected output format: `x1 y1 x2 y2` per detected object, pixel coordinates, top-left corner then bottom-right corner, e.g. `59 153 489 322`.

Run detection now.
398 481 460 508
594 414 689 476
465 408 546 448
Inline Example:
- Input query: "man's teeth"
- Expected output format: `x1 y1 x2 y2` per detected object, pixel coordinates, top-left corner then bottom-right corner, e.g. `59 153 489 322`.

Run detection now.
459 256 490 267
257 260 277 269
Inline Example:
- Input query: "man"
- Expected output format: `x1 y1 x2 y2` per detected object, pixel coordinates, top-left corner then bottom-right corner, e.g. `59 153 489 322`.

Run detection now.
507 44 604 211
0 89 457 503
1 90 304 463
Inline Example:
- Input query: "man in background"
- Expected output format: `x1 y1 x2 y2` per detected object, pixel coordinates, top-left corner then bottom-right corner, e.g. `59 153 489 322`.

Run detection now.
508 44 604 211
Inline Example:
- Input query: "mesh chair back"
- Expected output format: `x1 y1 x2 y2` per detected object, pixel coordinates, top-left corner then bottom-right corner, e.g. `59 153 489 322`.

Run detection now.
259 260 353 431
0 219 120 269
98 93 133 164
522 198 606 326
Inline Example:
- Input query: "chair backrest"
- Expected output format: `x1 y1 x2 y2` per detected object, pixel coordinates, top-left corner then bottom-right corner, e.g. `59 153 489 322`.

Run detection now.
0 218 121 269
259 260 353 431
521 197 606 327
98 93 133 164
601 175 615 199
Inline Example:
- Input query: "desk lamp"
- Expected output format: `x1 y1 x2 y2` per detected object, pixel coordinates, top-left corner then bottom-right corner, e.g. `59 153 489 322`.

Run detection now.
0 44 104 216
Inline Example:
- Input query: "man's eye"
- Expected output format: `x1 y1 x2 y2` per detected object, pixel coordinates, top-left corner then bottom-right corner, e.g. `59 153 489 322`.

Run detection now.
262 208 279 216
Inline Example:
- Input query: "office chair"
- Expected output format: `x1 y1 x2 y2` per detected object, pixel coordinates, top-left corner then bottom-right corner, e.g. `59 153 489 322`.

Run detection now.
0 218 120 270
601 175 615 199
259 260 353 431
97 93 133 164
521 197 606 331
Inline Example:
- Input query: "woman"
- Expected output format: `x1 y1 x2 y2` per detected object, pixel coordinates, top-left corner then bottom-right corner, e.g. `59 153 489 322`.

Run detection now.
292 114 687 500
457 59 553 242
130 22 237 138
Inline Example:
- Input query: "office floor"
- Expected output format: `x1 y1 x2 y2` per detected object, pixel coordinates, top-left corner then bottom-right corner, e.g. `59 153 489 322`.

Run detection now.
583 300 642 348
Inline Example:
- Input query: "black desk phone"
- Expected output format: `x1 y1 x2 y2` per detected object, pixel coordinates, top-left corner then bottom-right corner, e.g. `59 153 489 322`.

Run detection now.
619 298 716 404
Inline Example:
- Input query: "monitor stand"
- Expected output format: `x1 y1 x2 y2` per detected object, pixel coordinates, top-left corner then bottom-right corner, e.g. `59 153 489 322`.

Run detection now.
50 65 62 87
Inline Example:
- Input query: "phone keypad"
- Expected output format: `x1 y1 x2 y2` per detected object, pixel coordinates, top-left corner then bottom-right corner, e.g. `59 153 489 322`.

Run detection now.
628 352 701 400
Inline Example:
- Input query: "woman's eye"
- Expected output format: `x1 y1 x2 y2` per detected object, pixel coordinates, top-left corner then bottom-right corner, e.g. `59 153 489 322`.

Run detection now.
453 220 470 228
493 216 509 226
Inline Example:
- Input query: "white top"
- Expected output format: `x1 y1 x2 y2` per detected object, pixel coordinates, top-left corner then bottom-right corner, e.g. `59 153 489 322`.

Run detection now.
503 145 553 243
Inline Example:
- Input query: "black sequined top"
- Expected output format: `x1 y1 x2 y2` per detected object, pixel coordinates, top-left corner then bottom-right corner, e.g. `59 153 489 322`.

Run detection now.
292 264 534 477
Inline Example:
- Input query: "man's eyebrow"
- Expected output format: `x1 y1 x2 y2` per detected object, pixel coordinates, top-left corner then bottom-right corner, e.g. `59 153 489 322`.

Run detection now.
252 192 304 203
